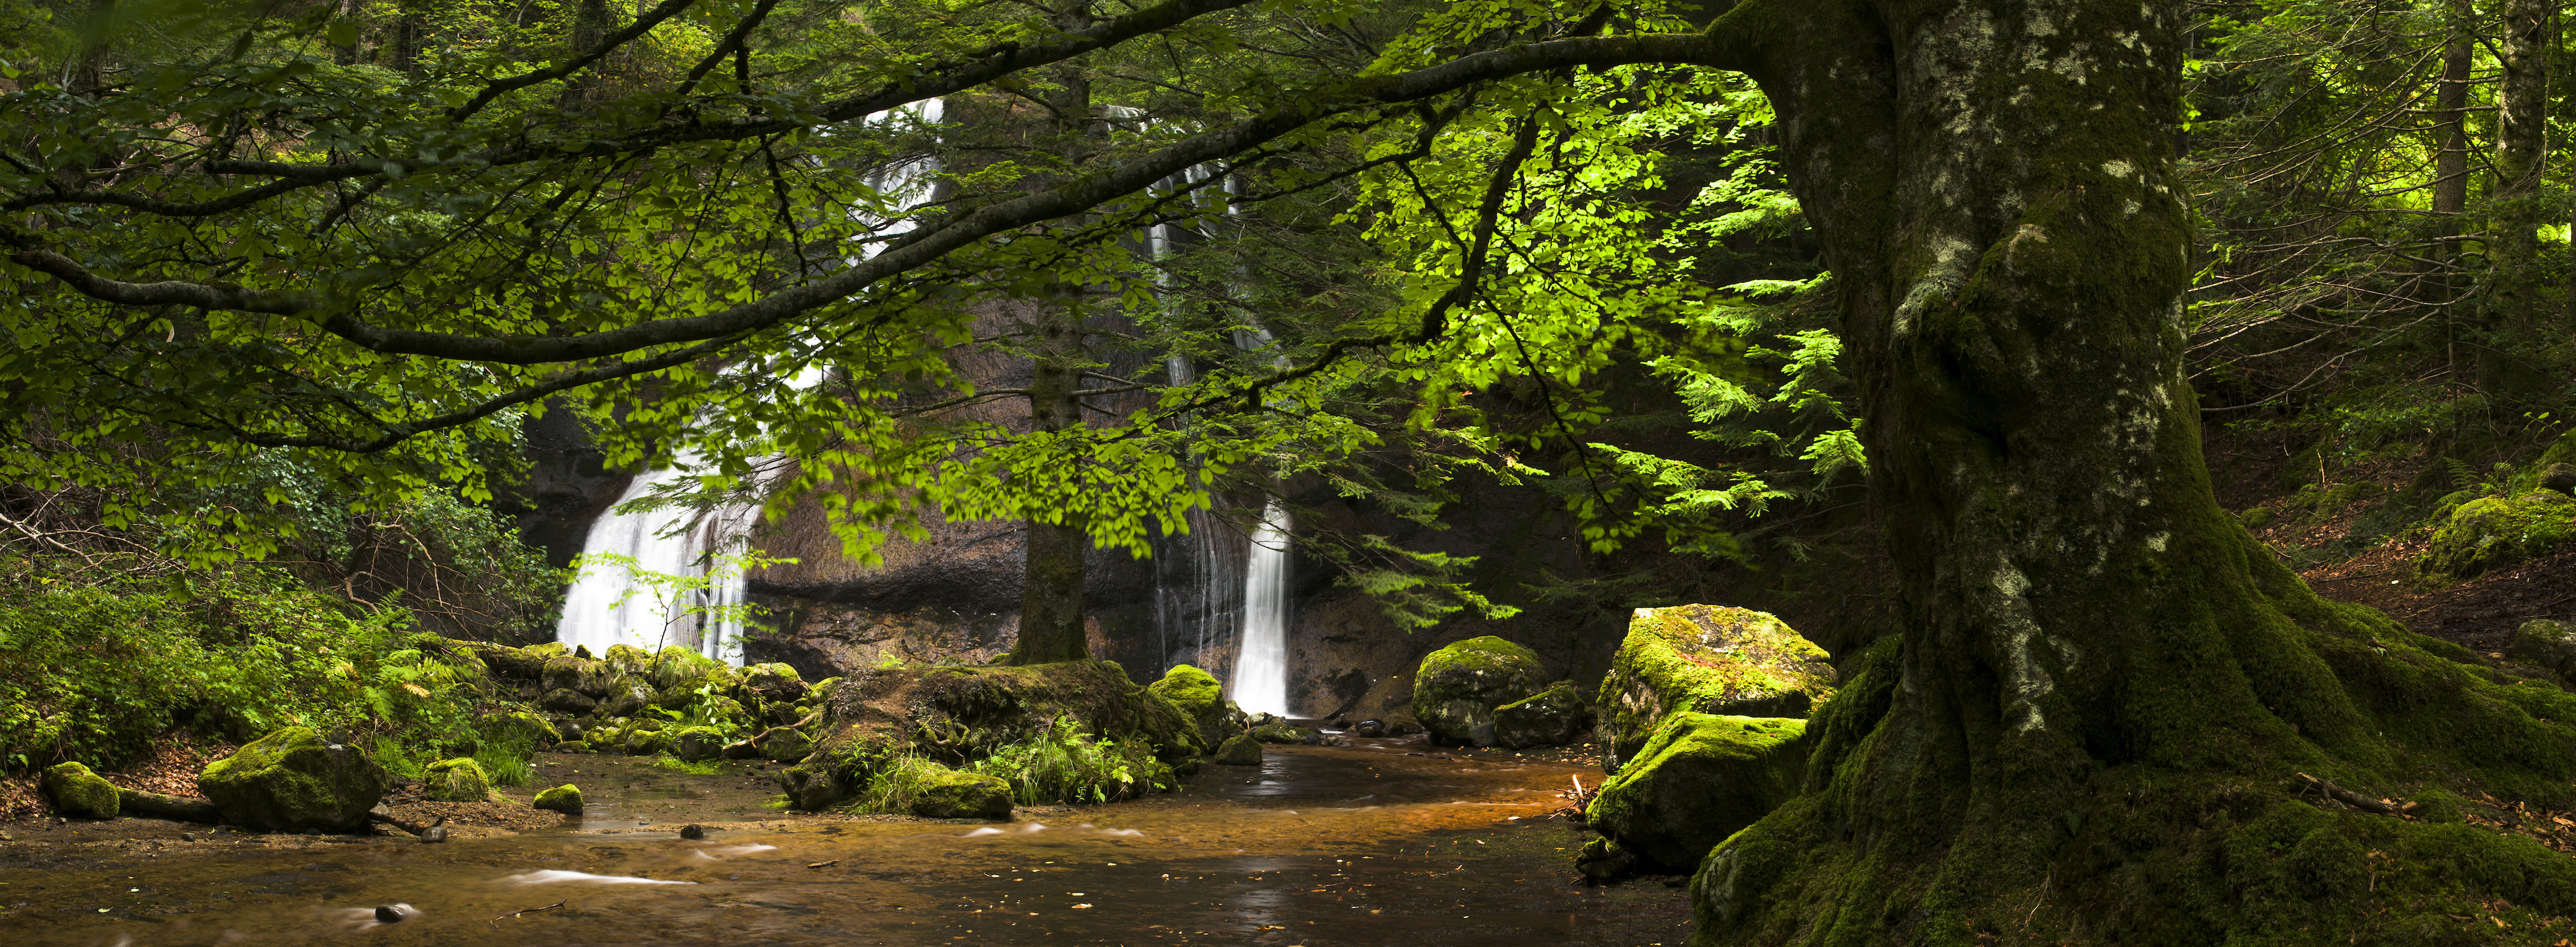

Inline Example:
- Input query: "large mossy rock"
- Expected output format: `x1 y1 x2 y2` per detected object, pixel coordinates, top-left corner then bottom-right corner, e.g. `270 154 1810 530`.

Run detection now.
198 727 391 831
1597 605 1835 772
1148 664 1248 748
1583 713 1807 872
2420 491 2576 580
2511 619 2576 682
533 784 583 815
542 655 616 697
1494 684 1589 749
741 663 811 702
673 726 727 763
778 659 1203 810
41 761 119 819
911 767 1014 819
1412 636 1546 748
1210 732 1263 766
423 758 495 802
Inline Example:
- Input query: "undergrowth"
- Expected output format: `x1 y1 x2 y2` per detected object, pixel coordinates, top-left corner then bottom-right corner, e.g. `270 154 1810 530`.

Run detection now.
968 716 1171 805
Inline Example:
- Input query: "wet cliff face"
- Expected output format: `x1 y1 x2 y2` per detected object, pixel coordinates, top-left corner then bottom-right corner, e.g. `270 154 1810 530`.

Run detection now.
499 407 636 570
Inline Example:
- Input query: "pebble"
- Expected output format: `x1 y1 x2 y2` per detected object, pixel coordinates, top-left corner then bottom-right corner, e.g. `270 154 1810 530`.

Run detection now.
374 904 404 923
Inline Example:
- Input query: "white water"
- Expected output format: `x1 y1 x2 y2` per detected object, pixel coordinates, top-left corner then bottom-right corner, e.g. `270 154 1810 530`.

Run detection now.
1231 498 1292 717
555 100 945 664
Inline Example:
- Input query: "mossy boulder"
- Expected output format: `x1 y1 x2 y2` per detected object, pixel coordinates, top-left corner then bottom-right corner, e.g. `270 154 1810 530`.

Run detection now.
458 641 552 680
1493 684 1589 749
1149 664 1248 747
648 646 732 691
542 656 615 697
480 711 561 747
1574 836 1646 882
741 663 810 702
532 783 583 815
423 758 495 802
757 726 813 762
540 687 599 715
1412 636 1547 747
2510 619 2576 683
2420 491 2575 580
1250 721 1323 744
911 768 1013 819
198 727 391 831
1211 732 1263 766
1584 713 1807 872
624 729 673 756
41 761 118 819
1597 605 1835 772
673 726 727 763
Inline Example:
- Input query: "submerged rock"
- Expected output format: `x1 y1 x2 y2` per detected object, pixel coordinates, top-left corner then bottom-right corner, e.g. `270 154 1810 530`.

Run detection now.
1412 636 1546 748
910 768 1014 819
533 784 584 815
198 727 391 832
1148 664 1248 748
2421 491 2576 580
41 761 118 819
1596 605 1834 772
1210 733 1263 766
1493 683 1589 749
1585 713 1807 872
422 758 495 802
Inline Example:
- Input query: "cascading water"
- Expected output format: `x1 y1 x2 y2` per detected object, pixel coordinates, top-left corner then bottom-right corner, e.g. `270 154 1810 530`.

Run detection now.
554 101 945 664
1231 498 1292 717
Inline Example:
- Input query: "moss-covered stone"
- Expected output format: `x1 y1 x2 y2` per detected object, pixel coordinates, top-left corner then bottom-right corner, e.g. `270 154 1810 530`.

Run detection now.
541 656 614 697
422 758 495 802
1574 836 1645 882
480 711 561 746
532 783 583 814
2420 491 2575 579
1411 636 1545 748
539 687 598 715
601 643 655 677
458 641 551 680
2511 619 2576 683
624 729 673 756
1250 721 1322 744
1149 664 1247 748
1210 732 1263 766
1493 683 1589 749
757 726 812 762
648 646 730 691
910 767 1013 819
41 761 118 819
198 727 391 831
673 725 726 763
1596 605 1834 772
1585 713 1806 872
741 663 809 702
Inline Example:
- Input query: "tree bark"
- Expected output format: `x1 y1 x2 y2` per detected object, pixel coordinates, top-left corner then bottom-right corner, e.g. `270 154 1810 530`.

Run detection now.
2485 0 2552 400
1010 315 1093 665
1689 0 2576 941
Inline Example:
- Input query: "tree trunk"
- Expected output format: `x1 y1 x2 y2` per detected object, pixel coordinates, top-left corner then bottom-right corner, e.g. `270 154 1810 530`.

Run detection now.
1692 0 2576 942
1010 320 1091 666
2431 31 2473 368
2486 0 2552 400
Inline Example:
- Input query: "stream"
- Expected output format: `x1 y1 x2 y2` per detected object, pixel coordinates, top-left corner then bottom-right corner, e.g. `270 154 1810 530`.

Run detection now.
0 736 1691 946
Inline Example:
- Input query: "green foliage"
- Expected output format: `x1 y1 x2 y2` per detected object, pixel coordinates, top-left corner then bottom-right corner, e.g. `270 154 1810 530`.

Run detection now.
0 555 512 772
966 715 1167 806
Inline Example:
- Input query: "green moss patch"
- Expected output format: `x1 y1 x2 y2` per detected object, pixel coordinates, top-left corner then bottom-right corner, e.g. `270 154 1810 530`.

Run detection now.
1585 713 1806 872
1597 604 1833 772
41 761 119 819
1412 636 1545 748
198 727 391 831
2420 491 2575 579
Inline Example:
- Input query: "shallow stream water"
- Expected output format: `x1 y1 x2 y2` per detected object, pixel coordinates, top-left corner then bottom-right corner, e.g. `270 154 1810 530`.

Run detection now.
1 737 1691 946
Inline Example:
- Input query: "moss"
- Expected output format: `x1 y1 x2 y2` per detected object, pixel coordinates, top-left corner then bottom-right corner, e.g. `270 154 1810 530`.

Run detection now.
1492 683 1588 749
540 656 612 697
910 765 1013 819
1595 605 1833 772
756 726 811 762
1583 713 1805 872
2420 491 2575 579
741 663 809 702
671 725 725 762
1148 664 1241 749
1411 636 1545 748
41 761 118 819
198 727 391 831
531 783 582 815
422 758 495 802
479 711 560 747
1210 732 1262 766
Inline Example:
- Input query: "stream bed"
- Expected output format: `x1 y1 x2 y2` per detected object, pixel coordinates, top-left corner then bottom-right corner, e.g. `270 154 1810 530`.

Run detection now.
0 736 1692 946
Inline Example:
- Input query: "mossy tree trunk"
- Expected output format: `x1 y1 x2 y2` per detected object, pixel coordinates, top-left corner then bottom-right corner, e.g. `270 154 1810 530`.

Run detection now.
1012 313 1093 666
1690 0 2576 942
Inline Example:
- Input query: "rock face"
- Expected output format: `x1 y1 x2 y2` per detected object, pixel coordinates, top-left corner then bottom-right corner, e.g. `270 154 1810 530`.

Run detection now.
1493 684 1589 749
2421 491 2576 579
1210 732 1264 766
533 784 584 814
911 768 1014 819
1582 713 1808 872
198 728 392 832
1413 636 1549 747
423 759 495 802
1148 664 1248 748
1596 605 1836 772
41 762 119 819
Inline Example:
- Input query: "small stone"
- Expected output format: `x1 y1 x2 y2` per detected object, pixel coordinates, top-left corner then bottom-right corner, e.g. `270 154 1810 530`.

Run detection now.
374 905 404 923
533 784 584 815
679 824 706 840
1352 719 1387 738
421 825 448 843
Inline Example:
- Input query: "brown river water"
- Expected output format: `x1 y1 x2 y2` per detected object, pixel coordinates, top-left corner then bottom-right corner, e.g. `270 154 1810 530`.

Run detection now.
0 736 1692 946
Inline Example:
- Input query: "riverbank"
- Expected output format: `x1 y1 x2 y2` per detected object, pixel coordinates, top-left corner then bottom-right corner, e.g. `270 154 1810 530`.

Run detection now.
0 736 1684 946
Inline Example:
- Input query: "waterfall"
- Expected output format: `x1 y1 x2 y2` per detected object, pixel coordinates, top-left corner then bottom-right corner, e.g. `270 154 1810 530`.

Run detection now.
1231 499 1291 717
554 101 944 665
